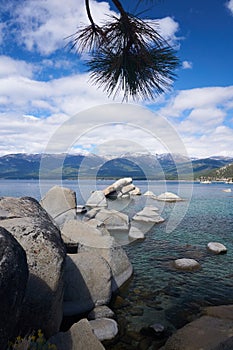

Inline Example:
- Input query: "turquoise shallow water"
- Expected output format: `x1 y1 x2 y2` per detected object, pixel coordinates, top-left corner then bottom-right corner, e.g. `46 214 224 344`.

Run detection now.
108 181 233 348
1 179 233 348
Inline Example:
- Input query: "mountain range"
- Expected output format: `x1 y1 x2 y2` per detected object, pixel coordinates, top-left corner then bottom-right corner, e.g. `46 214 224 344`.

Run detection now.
0 153 233 180
208 162 233 180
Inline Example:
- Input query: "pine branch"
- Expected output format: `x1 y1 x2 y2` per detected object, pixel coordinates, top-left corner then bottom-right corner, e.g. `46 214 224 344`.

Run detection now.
67 0 179 101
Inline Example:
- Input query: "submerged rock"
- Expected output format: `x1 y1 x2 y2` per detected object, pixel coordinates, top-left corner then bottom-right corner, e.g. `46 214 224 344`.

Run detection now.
150 323 165 334
174 258 201 271
161 315 233 350
204 305 233 320
207 242 227 254
141 323 165 338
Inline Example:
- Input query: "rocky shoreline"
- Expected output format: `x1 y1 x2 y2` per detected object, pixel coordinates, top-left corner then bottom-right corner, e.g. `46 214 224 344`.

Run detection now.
0 178 231 350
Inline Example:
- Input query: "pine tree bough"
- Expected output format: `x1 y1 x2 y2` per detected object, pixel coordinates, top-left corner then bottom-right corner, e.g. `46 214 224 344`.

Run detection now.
68 0 179 101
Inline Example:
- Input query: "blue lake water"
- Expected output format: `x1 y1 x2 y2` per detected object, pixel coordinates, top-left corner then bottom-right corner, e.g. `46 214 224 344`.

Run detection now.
1 179 233 348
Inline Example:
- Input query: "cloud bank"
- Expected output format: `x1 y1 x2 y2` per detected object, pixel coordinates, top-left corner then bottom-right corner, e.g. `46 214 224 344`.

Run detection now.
0 1 233 158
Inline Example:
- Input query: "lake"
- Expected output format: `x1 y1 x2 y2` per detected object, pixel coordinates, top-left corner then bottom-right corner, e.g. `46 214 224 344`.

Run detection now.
1 179 233 349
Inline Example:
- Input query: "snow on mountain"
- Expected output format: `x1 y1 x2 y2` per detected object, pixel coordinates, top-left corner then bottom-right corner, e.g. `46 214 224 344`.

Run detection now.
0 152 232 179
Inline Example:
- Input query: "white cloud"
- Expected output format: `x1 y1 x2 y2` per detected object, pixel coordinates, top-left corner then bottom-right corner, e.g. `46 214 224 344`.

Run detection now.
161 86 233 118
41 103 189 158
157 17 180 44
0 112 69 155
0 56 115 116
10 0 115 55
183 125 233 158
147 17 180 47
1 55 233 158
182 61 193 69
0 56 34 78
179 108 225 134
0 56 122 154
151 86 233 157
226 0 233 15
0 70 187 157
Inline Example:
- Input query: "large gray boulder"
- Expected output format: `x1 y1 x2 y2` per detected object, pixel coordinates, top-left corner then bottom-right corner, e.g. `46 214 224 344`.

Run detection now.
84 208 101 220
212 337 233 350
103 177 132 197
86 190 107 208
117 184 136 198
94 208 129 231
40 185 77 226
78 240 133 292
0 227 29 350
49 319 105 350
86 219 110 236
130 186 141 195
62 220 133 291
62 220 106 242
63 252 112 316
0 196 66 338
132 206 164 223
128 224 146 240
129 206 164 240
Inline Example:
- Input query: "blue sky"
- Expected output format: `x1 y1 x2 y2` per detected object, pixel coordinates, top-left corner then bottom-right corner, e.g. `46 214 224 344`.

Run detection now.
0 0 233 158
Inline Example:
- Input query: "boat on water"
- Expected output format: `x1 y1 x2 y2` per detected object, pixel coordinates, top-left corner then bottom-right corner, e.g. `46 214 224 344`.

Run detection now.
222 188 232 192
200 180 212 184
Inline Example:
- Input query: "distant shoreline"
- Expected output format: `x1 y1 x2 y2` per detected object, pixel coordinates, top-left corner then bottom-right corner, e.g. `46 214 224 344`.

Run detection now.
0 178 230 183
